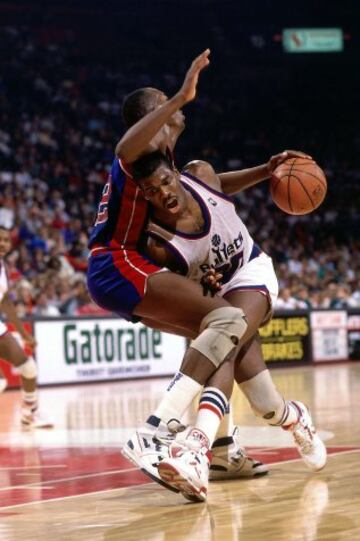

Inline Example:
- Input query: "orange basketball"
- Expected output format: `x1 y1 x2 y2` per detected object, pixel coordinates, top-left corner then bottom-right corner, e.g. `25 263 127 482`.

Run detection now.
270 158 327 215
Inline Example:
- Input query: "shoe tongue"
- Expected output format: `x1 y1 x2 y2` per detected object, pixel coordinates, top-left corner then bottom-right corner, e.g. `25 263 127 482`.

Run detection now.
167 418 186 434
186 428 210 450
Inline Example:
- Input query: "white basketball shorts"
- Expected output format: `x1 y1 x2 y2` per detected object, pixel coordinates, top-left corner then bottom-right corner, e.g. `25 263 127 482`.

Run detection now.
220 252 279 316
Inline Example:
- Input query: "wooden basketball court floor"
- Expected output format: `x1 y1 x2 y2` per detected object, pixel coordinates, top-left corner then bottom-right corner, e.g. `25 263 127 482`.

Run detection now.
0 362 359 541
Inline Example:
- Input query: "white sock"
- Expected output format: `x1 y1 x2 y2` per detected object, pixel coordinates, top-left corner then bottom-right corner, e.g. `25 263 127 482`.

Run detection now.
281 401 301 427
239 369 299 426
180 394 199 426
22 390 38 411
214 402 234 441
193 387 229 448
0 378 7 393
148 372 202 428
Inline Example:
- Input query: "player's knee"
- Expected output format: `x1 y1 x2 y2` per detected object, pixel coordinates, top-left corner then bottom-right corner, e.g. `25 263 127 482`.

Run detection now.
239 370 285 422
18 357 37 379
190 307 248 368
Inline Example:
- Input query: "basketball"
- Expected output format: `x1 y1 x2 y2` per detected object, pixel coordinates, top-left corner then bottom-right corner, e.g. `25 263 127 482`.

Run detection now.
270 158 327 215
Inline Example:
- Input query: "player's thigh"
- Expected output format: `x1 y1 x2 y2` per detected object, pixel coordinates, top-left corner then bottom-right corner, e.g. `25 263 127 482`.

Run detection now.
0 334 27 366
234 333 267 383
141 317 196 339
134 271 228 333
223 289 269 341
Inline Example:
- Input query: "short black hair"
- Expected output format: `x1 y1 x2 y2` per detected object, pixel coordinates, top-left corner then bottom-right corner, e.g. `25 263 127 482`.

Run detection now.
132 151 173 182
122 87 162 128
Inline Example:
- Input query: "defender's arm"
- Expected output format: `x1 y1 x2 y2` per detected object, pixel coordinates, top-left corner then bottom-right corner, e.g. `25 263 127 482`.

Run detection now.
116 49 210 163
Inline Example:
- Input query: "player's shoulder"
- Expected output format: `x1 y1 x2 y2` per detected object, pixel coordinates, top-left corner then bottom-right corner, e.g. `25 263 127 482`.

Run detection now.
182 160 216 179
181 160 222 192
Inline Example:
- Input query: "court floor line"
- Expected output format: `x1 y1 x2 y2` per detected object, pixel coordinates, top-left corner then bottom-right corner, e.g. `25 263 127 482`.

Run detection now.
266 448 360 468
0 484 143 511
1 447 359 511
0 466 138 492
0 465 67 471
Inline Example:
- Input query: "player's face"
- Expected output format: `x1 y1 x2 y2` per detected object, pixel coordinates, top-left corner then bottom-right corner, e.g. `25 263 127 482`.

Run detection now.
0 229 12 258
140 166 184 215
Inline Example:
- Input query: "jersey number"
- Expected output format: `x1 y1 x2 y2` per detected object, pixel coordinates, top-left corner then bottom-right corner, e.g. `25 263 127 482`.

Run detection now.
95 181 111 225
216 250 244 283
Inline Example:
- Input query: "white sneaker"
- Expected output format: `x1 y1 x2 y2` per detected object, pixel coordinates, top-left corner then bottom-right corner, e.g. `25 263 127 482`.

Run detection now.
210 427 268 480
157 428 211 503
121 428 179 493
21 408 54 429
284 401 327 471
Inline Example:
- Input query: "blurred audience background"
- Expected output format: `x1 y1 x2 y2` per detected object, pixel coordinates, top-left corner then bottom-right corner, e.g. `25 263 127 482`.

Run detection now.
0 1 359 316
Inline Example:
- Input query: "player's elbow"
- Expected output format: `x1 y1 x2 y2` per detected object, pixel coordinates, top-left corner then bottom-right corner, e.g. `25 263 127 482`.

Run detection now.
115 140 128 160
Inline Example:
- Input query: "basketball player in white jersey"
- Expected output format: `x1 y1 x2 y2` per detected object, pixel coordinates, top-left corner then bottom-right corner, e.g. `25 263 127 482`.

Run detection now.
0 227 53 428
128 151 326 502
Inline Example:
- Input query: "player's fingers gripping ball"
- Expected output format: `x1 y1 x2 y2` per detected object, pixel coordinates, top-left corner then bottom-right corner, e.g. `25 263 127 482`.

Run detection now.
270 158 327 215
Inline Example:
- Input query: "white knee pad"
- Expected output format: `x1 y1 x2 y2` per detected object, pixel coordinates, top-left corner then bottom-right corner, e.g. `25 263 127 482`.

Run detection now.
18 357 37 379
239 369 285 423
190 307 248 368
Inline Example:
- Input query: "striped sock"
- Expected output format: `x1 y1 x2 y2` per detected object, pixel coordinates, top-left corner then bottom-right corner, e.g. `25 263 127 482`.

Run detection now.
194 387 229 447
214 402 234 441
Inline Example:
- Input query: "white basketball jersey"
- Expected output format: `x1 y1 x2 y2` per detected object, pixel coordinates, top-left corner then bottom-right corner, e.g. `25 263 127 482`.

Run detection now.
147 173 255 284
0 261 8 303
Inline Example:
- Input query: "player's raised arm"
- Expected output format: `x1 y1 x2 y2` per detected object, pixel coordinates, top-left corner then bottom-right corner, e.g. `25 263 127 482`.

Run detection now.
218 150 312 195
116 49 210 163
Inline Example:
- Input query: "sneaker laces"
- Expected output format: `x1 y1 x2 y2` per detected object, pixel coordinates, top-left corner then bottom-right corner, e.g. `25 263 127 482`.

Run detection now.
231 427 247 460
292 421 314 455
153 432 175 446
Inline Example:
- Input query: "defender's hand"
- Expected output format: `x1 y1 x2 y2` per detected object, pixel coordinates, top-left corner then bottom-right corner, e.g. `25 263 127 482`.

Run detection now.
201 268 223 297
177 49 210 104
267 150 313 174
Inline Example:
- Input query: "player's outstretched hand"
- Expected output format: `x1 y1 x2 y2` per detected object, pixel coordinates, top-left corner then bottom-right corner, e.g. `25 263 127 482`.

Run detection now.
200 268 223 297
267 150 313 174
177 49 210 104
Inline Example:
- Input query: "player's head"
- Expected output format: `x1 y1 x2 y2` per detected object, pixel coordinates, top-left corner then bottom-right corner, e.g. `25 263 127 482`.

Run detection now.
0 226 12 258
133 151 186 215
122 87 185 131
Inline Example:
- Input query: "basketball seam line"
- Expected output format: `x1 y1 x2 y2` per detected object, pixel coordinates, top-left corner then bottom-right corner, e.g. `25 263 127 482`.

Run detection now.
287 159 297 213
290 172 315 209
289 168 327 190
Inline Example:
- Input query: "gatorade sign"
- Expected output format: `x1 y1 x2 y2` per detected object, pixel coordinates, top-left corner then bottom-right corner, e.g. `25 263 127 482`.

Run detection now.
35 318 186 384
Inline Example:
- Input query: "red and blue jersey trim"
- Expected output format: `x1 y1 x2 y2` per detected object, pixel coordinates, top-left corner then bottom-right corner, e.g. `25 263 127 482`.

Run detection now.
89 157 149 250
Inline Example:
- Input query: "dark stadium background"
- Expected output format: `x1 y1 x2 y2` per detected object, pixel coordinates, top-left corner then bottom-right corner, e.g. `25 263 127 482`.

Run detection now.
0 0 359 315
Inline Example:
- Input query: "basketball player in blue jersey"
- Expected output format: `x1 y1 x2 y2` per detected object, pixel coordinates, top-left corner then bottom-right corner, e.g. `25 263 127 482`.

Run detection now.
127 151 326 501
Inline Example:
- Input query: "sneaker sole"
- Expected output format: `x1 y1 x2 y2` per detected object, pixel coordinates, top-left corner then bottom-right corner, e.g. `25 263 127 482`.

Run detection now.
300 441 327 472
158 461 207 503
21 421 54 429
121 445 180 494
209 465 269 481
